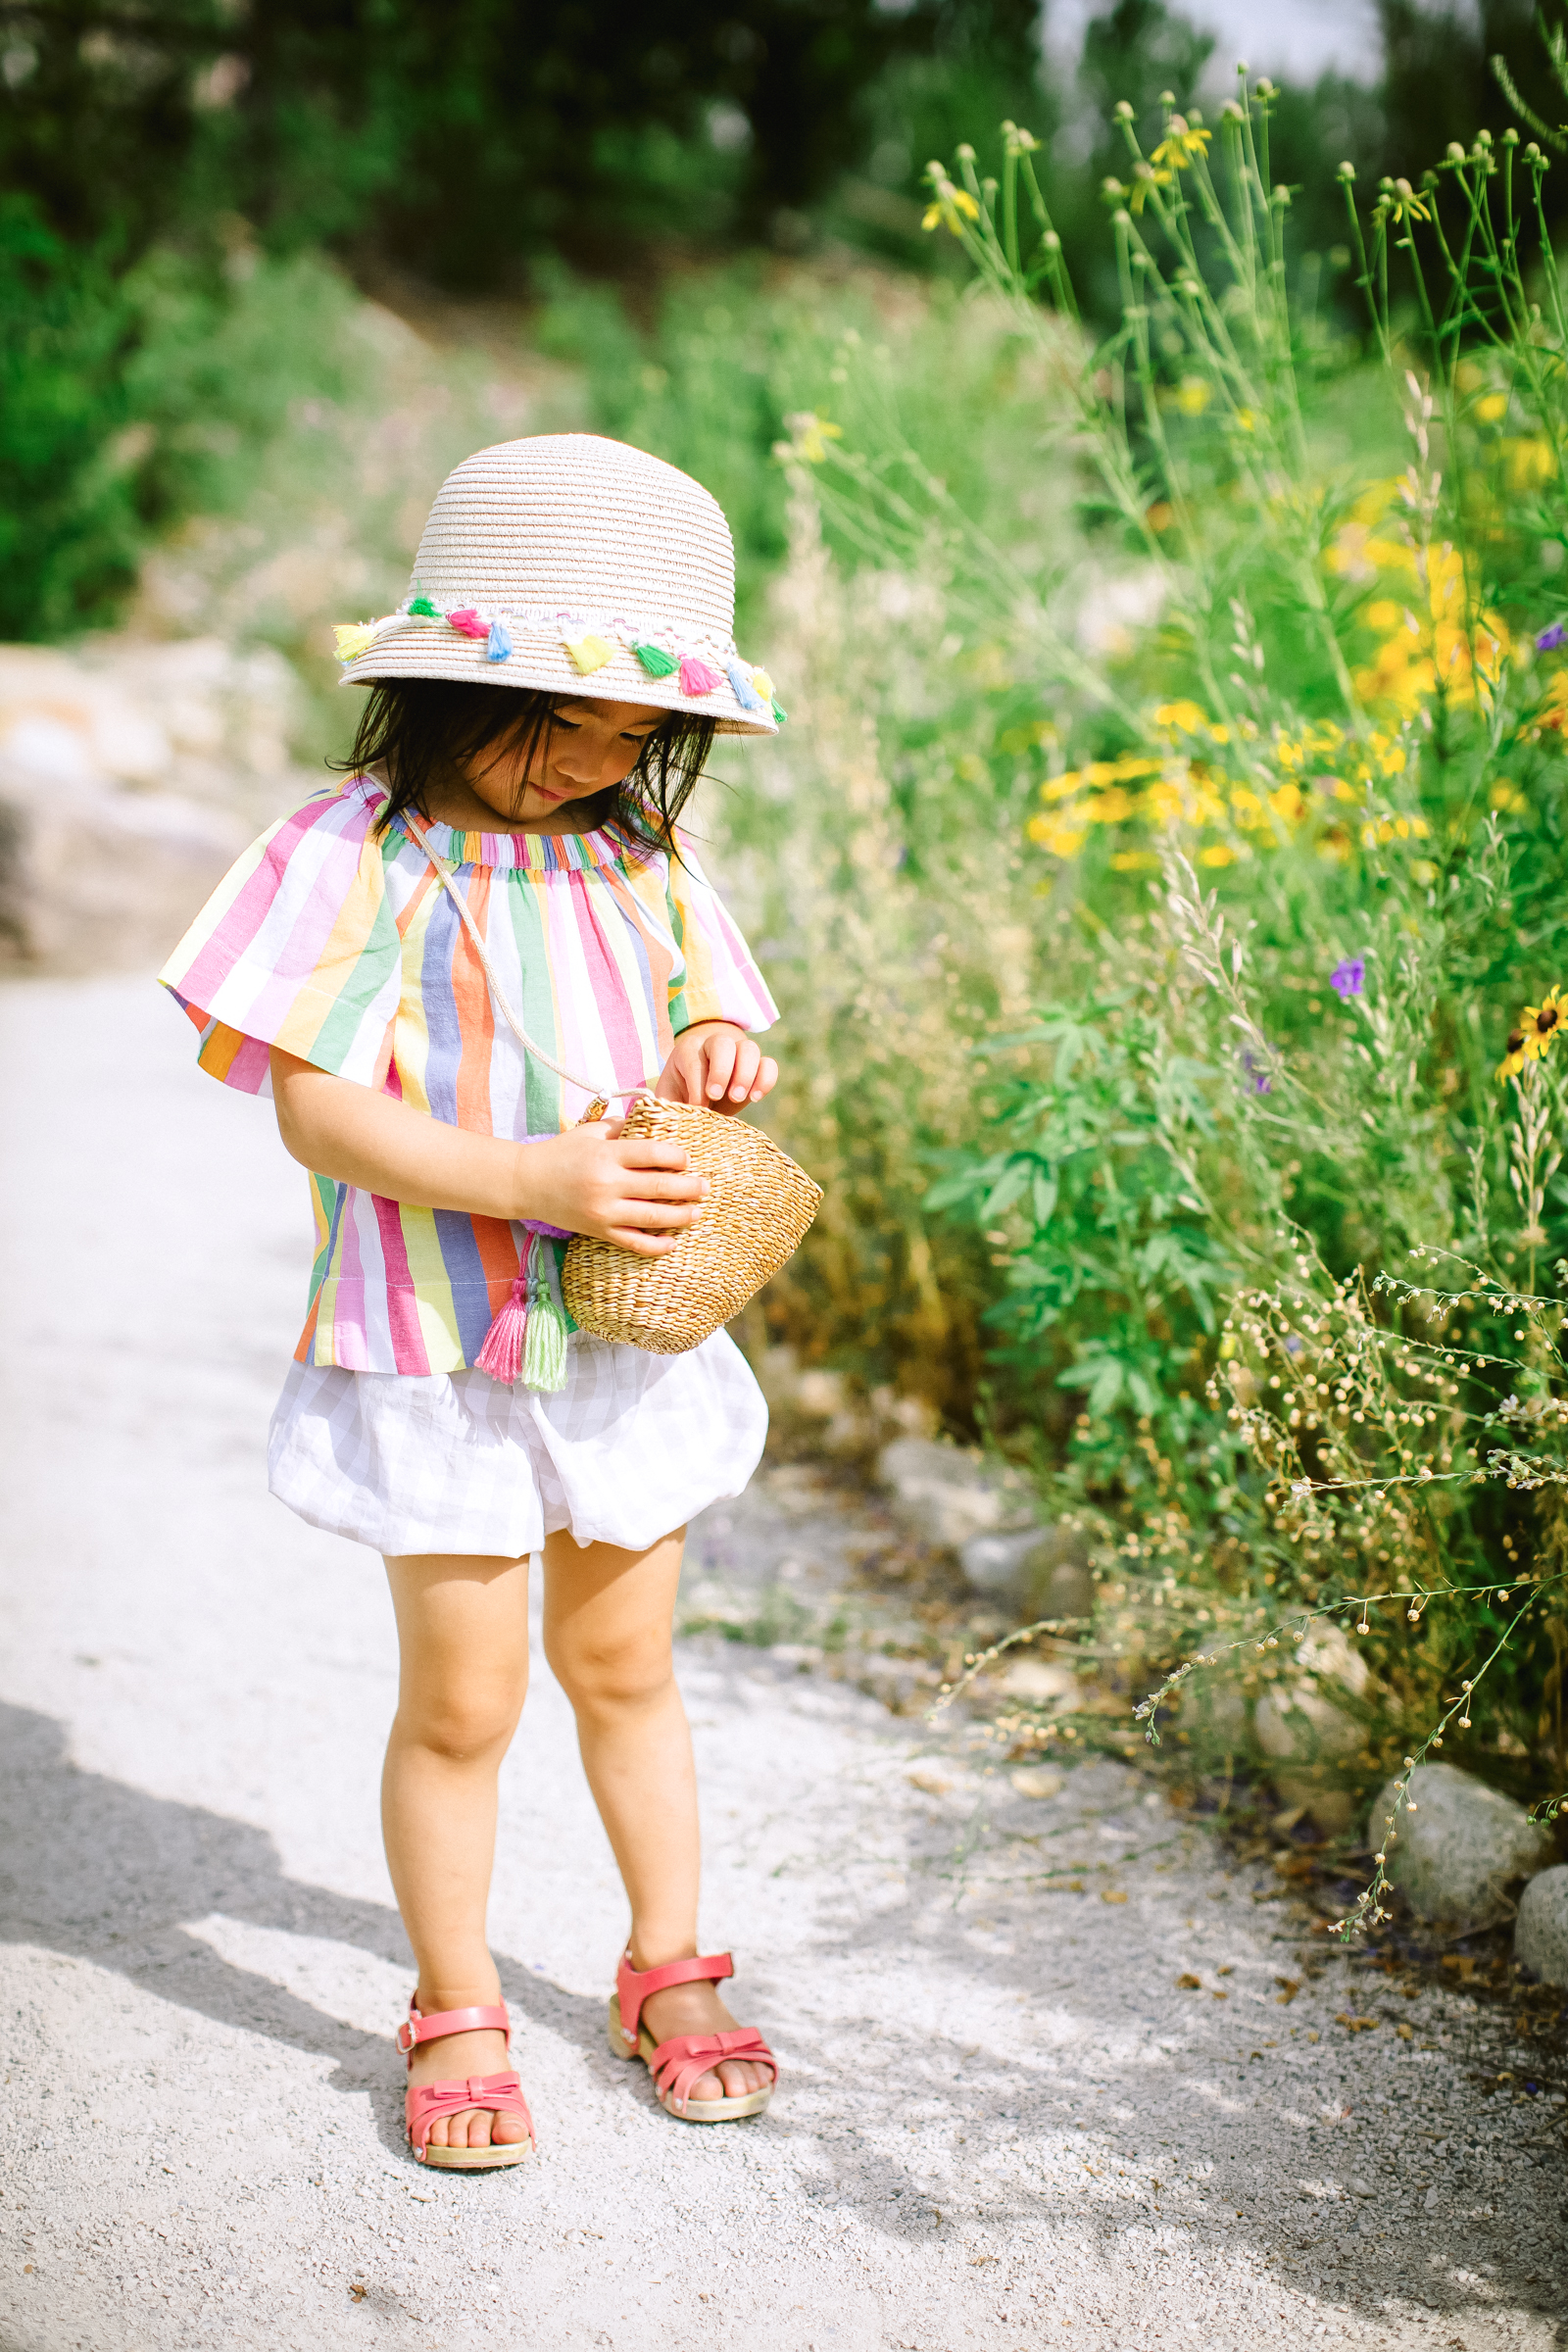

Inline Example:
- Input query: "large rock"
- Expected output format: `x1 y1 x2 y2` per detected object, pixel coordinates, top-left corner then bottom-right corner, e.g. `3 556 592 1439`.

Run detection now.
1254 1625 1368 1834
1515 1864 1568 1985
0 637 313 974
1372 1763 1554 1931
875 1437 1038 1553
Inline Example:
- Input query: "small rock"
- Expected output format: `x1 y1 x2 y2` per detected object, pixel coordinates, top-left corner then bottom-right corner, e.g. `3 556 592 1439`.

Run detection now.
960 1526 1053 1594
1372 1763 1554 1931
999 1657 1076 1704
1008 1767 1063 1800
877 1437 1036 1552
1515 1863 1568 1985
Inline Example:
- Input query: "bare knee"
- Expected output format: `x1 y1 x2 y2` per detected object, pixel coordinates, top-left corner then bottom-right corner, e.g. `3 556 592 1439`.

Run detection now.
395 1676 526 1762
546 1628 671 1718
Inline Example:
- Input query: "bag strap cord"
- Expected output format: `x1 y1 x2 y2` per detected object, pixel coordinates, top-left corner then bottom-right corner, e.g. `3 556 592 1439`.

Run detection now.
402 809 650 1105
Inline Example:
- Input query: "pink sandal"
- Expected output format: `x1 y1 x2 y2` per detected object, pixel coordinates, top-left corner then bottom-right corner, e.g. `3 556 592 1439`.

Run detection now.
398 1997 535 2170
608 1950 777 2123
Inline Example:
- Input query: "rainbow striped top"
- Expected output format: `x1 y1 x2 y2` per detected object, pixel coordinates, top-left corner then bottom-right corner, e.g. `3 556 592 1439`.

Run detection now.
159 774 777 1374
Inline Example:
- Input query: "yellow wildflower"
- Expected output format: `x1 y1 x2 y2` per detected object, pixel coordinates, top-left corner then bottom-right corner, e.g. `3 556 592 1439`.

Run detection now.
790 415 843 465
1173 377 1211 416
1152 118 1212 171
1384 178 1432 225
1128 164 1175 215
1198 844 1236 867
1028 813 1087 858
922 181 981 236
1496 1027 1530 1083
1522 985 1566 1058
1154 700 1211 735
1502 436 1557 491
1475 393 1509 424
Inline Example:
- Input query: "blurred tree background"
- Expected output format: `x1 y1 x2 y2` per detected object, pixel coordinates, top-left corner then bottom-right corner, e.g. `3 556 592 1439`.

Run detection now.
9 0 1568 645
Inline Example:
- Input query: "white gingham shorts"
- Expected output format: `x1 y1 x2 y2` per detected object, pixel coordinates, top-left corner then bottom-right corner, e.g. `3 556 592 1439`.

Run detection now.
267 1329 767 1558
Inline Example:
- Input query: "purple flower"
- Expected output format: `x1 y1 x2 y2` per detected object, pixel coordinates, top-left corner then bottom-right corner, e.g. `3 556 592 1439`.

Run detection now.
1330 956 1365 1001
1537 622 1568 652
1242 1049 1273 1096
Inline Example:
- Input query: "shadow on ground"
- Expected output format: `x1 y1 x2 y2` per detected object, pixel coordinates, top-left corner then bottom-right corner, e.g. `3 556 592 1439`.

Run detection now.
0 1698 611 2164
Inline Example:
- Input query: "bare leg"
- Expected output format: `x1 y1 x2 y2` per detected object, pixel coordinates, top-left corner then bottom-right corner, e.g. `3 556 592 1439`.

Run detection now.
381 1550 532 2150
542 1527 770 2101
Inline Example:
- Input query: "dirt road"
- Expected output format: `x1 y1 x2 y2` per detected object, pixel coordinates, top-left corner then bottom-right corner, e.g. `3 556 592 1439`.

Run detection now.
0 978 1561 2351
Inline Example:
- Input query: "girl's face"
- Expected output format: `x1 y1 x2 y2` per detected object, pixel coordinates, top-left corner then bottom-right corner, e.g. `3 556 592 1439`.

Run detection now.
468 696 667 830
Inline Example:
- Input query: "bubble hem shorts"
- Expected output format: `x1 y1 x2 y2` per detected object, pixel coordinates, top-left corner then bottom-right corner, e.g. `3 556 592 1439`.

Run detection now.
267 1328 768 1558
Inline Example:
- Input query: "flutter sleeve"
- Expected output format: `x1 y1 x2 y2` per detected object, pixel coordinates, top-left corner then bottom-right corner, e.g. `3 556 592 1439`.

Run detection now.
158 779 403 1097
662 835 779 1037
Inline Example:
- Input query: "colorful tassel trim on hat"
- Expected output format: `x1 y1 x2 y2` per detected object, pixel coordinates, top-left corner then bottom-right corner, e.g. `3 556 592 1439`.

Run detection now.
330 598 783 721
564 630 615 673
724 658 766 714
333 621 381 662
473 1229 570 1392
678 655 722 697
633 642 680 679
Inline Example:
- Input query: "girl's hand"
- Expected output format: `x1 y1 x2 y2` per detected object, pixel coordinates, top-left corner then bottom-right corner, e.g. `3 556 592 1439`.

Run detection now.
514 1121 707 1256
657 1020 778 1115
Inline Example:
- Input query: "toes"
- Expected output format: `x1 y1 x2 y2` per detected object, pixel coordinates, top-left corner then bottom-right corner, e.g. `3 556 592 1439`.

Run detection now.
427 2116 450 2147
493 2111 529 2144
714 2062 768 2100
469 2108 494 2148
690 2070 723 2104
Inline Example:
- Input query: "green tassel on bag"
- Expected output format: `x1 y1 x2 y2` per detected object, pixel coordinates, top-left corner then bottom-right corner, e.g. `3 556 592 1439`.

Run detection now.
522 1235 569 1393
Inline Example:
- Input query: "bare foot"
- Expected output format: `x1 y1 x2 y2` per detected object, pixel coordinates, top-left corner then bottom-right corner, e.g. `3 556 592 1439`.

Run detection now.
637 1975 773 2104
405 2014 530 2152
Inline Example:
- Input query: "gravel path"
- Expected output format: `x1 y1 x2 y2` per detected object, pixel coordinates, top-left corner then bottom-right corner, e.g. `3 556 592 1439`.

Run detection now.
1 977 1563 2351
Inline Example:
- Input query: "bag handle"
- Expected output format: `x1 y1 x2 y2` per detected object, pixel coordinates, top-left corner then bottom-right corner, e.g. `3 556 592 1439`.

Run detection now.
402 809 649 1107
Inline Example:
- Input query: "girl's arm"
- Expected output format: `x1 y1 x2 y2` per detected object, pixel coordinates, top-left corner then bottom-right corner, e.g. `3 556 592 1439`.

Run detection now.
270 1048 707 1255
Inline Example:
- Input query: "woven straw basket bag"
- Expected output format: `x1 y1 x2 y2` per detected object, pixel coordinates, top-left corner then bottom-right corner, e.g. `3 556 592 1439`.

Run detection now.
562 1094 822 1352
403 813 821 1362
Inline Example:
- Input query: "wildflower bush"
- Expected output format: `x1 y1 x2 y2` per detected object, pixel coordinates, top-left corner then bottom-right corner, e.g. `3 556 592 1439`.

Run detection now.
716 58 1568 1861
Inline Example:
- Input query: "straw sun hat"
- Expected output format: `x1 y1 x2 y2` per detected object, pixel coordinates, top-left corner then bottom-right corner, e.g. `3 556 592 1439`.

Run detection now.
331 433 782 735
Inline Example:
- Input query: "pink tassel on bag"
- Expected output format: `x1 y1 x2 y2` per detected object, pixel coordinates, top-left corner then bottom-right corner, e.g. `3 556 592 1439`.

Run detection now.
475 1265 530 1383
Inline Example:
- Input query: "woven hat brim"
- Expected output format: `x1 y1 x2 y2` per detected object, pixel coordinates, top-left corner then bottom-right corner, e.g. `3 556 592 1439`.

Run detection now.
337 623 778 737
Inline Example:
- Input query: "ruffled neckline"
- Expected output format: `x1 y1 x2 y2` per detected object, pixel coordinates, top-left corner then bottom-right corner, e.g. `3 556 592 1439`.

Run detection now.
353 776 655 873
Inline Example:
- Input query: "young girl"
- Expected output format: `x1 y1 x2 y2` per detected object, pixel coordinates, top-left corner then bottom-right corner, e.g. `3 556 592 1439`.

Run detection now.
160 433 789 2170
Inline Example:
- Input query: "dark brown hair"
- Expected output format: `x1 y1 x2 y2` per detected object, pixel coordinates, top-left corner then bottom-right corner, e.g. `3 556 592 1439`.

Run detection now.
331 678 717 849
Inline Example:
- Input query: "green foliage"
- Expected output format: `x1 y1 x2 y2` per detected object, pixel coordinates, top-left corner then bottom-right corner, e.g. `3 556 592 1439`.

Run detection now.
0 204 360 642
925 997 1225 1421
0 198 141 637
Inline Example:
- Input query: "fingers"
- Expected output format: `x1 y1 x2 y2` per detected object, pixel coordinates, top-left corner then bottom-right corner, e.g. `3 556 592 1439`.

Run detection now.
612 1137 693 1176
603 1226 682 1256
700 1029 740 1102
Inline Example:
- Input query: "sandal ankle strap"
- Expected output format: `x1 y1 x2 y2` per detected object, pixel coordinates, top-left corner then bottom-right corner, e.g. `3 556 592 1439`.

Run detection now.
614 1949 733 2046
397 1998 512 2057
